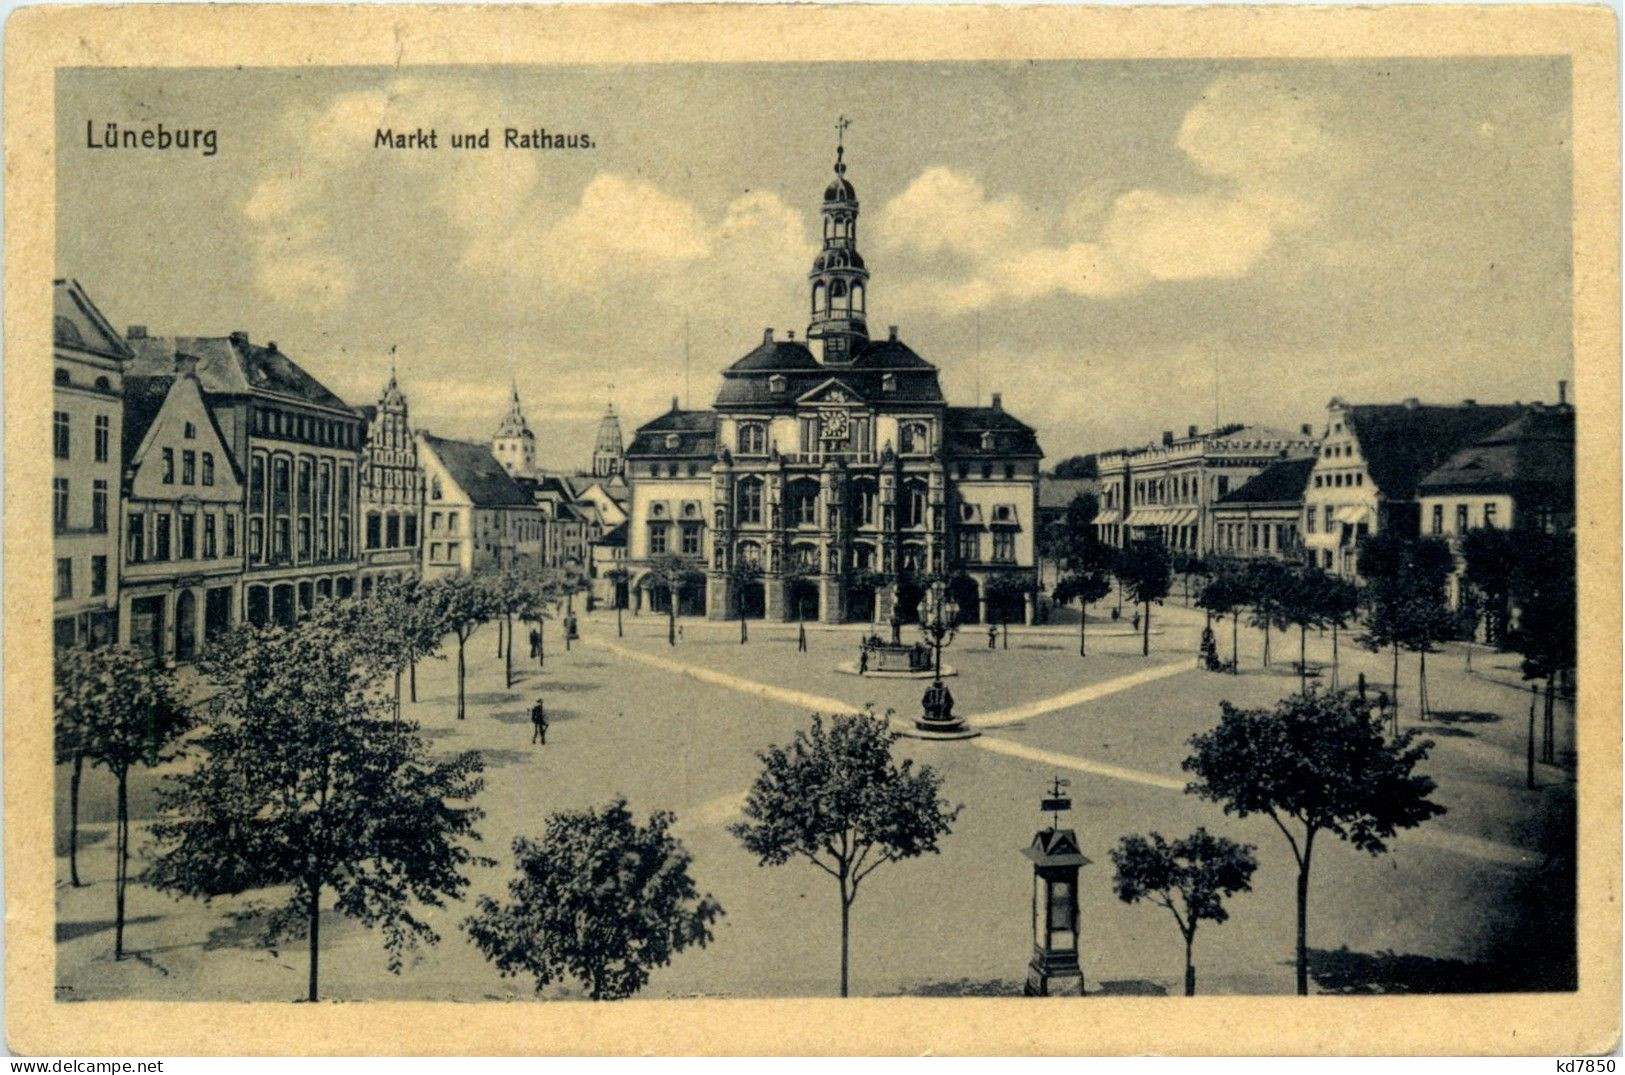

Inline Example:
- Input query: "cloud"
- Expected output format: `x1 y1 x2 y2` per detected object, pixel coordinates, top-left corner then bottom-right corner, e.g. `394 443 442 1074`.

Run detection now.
873 73 1342 316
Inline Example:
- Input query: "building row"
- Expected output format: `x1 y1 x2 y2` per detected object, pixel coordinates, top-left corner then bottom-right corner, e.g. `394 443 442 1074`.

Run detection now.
53 278 629 658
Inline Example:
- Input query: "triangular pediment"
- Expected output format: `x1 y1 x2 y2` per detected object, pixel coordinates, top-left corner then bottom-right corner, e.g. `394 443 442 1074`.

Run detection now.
795 378 866 406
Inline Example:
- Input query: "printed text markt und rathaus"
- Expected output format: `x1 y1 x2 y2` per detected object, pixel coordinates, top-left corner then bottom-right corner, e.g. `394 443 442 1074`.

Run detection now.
374 127 594 150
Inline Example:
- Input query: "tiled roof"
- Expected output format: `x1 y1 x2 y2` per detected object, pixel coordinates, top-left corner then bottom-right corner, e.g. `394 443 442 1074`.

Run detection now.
726 337 821 372
944 405 1043 458
716 367 944 407
420 433 535 508
126 333 355 413
1345 402 1528 501
592 521 629 547
850 336 936 370
1217 457 1316 506
53 280 132 358
626 408 718 459
120 376 175 466
1417 406 1574 503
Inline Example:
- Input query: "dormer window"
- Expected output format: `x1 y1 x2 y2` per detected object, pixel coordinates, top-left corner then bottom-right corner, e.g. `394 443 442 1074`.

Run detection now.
665 433 681 450
900 421 930 455
769 375 788 394
882 374 896 393
738 422 767 454
980 431 996 451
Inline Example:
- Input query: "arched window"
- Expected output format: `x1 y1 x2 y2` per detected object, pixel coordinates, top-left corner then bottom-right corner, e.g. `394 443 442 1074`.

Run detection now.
901 480 929 529
737 422 766 455
851 283 865 313
788 478 820 527
812 281 826 315
850 480 877 527
830 279 847 311
54 368 70 386
900 421 929 455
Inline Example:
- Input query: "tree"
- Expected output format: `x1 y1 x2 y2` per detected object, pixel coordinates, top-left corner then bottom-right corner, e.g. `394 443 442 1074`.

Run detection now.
1357 535 1456 719
728 557 763 644
1039 493 1100 569
1114 541 1172 656
1050 454 1099 480
1183 688 1445 995
398 576 447 703
1196 561 1249 673
646 553 703 647
1507 530 1576 765
605 566 631 638
1109 828 1258 995
1317 572 1360 690
53 647 93 888
982 572 1034 646
478 568 526 689
1460 527 1524 648
465 799 722 999
435 574 498 720
1243 558 1293 668
508 563 556 669
151 610 487 1002
352 579 426 719
1052 538 1114 657
55 645 191 956
731 709 960 996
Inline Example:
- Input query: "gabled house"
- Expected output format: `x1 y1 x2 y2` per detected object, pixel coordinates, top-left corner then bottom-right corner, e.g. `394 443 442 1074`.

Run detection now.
417 432 543 579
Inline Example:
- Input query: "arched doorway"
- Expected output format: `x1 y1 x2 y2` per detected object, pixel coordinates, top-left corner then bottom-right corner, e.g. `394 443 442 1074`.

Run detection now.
246 585 269 626
846 583 876 623
894 579 924 623
788 578 820 622
737 580 766 619
175 590 198 661
272 584 296 626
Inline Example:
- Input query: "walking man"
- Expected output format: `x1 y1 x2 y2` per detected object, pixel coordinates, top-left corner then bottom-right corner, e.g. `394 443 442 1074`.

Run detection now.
987 623 997 650
529 627 541 660
858 644 869 676
530 697 548 745
798 622 808 653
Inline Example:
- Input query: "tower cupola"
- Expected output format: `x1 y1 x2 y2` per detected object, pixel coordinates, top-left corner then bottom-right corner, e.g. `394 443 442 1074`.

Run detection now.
807 118 870 366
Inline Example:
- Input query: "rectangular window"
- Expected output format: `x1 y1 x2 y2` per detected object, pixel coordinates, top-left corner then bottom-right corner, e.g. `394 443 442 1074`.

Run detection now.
182 449 196 485
249 517 263 562
53 411 69 459
444 541 459 563
204 514 218 559
1455 504 1469 533
1432 504 1444 535
202 452 215 486
448 511 460 533
180 512 196 560
225 513 237 558
366 513 381 549
992 531 1015 563
55 557 72 599
1484 503 1498 529
957 529 979 562
404 515 418 547
1306 509 1316 534
91 479 108 532
154 513 172 561
681 523 702 557
127 513 145 563
1323 505 1333 532
53 478 69 530
649 524 668 554
386 513 401 548
94 414 110 463
299 517 312 560
90 555 107 597
162 447 175 484
273 517 290 560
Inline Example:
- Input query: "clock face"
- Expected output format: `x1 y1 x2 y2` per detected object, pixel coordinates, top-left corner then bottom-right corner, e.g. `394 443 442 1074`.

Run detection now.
820 408 850 440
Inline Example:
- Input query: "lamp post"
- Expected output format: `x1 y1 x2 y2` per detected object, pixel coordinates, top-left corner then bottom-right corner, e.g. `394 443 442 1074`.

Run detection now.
915 580 970 736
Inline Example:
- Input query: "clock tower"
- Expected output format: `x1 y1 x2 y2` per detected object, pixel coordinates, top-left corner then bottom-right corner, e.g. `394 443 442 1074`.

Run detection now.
807 118 870 366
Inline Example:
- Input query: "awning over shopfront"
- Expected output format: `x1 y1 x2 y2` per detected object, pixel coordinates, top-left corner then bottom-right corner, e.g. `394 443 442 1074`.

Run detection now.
1093 509 1122 526
1125 507 1196 528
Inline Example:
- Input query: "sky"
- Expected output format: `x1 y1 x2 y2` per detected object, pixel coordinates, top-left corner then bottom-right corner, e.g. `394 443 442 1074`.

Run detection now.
57 59 1572 468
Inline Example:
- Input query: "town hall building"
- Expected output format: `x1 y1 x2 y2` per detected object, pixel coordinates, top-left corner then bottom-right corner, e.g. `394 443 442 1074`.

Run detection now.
625 140 1043 625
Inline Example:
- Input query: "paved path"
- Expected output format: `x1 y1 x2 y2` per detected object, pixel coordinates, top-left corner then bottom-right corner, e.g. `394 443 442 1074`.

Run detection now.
591 636 1539 867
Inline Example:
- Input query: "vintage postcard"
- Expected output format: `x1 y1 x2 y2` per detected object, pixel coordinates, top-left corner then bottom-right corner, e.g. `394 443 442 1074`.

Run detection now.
5 3 1619 1057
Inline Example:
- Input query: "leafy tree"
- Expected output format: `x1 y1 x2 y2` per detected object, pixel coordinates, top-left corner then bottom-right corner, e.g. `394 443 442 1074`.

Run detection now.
646 553 704 646
605 566 631 638
465 799 722 999
1109 828 1258 996
1183 688 1445 995
731 709 960 996
151 611 487 1002
397 576 447 703
1052 538 1114 657
1460 527 1524 648
1050 454 1099 480
506 563 556 669
728 557 763 643
434 574 499 720
1507 530 1576 765
1114 541 1172 656
1196 561 1249 672
1039 493 1100 570
552 563 589 652
478 569 527 688
1357 535 1456 719
352 579 428 719
982 572 1034 646
1317 572 1360 690
53 648 93 888
55 646 191 956
1243 558 1293 668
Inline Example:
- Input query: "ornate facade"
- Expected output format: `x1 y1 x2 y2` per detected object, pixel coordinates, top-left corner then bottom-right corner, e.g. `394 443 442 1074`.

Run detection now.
492 380 537 477
626 142 1043 625
359 367 425 594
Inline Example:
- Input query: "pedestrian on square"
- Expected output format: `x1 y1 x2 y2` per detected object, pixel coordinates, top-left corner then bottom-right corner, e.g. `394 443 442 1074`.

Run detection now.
987 623 997 650
529 627 540 660
798 622 808 652
858 646 869 676
530 698 548 745
1131 610 1141 632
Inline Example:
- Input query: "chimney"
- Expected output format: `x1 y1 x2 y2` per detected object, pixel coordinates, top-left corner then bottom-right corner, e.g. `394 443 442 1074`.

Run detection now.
888 325 898 342
266 341 278 353
1559 379 1568 405
763 328 774 344
670 395 680 412
1300 423 1312 436
1161 430 1174 447
1402 397 1420 409
990 392 1002 411
126 325 147 339
1187 424 1198 438
786 330 795 341
1462 398 1476 406
174 352 199 378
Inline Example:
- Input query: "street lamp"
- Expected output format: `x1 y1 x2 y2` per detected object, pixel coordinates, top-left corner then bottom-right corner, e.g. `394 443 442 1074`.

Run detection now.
915 580 967 735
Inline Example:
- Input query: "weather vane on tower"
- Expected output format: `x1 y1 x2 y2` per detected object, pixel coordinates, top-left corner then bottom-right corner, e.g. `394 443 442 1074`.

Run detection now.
836 115 850 169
